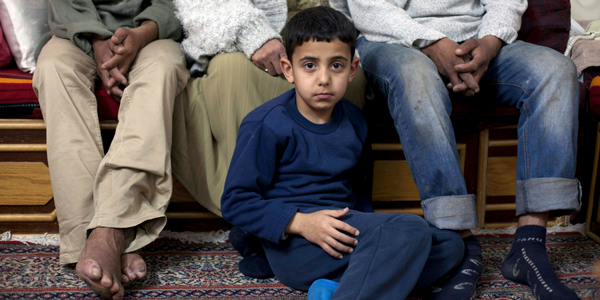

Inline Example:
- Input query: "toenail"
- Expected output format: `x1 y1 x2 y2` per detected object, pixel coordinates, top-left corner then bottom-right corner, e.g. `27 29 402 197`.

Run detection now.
92 268 101 277
139 267 145 273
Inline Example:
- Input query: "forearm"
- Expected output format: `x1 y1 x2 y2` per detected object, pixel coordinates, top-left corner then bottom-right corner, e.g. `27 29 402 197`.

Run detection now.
131 21 159 49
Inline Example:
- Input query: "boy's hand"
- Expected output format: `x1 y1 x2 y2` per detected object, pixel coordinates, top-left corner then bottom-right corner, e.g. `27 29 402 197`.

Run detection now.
454 36 503 86
285 207 359 259
421 38 479 96
252 39 287 76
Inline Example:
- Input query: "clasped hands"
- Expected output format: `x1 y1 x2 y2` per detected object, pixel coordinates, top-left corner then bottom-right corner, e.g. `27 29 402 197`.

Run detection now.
91 21 158 100
421 36 503 97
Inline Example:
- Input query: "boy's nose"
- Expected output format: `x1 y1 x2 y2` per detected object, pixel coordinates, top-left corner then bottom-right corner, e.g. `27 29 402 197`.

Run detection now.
318 70 330 86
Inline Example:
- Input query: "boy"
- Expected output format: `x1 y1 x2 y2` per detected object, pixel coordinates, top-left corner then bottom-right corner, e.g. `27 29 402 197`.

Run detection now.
221 6 465 299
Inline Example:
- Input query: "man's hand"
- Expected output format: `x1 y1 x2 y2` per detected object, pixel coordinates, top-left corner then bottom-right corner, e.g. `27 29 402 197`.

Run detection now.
421 38 480 97
454 36 503 86
92 37 127 100
251 39 287 76
285 207 359 259
101 21 159 97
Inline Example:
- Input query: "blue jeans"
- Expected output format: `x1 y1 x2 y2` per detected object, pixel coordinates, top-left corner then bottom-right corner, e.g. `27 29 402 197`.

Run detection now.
262 210 464 299
356 38 581 230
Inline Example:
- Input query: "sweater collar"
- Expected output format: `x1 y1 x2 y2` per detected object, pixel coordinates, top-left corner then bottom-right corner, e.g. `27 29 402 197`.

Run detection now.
284 88 343 135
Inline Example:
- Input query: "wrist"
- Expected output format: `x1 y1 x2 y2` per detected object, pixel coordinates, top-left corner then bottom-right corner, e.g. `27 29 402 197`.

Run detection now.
131 21 158 48
482 35 502 55
285 212 304 235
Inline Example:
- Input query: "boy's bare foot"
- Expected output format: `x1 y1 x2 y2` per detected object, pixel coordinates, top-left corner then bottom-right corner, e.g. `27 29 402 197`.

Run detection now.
76 227 125 300
121 253 147 285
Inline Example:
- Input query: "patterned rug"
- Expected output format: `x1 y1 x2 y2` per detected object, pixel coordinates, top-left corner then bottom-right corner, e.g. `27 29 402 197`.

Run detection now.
1 231 600 299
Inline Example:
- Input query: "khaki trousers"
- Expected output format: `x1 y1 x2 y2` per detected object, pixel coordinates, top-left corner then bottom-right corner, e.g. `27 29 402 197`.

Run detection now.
172 52 366 216
33 36 189 265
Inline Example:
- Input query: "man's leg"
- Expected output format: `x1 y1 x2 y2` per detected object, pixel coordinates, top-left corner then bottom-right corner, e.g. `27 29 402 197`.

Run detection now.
357 37 481 299
479 41 581 299
32 36 102 266
76 39 189 299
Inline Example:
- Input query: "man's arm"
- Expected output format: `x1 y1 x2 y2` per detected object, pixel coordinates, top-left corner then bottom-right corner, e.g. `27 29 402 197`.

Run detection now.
174 0 286 75
345 0 446 48
47 0 113 56
134 0 182 41
478 0 528 44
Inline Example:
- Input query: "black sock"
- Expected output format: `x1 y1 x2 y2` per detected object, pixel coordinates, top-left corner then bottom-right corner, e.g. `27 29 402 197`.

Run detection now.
229 227 274 279
425 235 482 300
239 253 275 279
229 227 263 257
501 225 580 300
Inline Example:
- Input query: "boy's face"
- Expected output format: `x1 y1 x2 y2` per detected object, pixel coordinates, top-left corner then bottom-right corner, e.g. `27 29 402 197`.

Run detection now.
281 38 359 123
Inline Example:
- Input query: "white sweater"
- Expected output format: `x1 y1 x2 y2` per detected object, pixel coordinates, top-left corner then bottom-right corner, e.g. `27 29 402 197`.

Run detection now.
330 0 528 48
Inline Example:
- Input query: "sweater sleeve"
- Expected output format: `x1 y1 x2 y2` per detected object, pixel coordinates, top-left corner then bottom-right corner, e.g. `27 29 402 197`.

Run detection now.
346 0 446 48
133 0 182 41
221 121 299 244
47 0 113 57
174 0 282 61
478 0 527 44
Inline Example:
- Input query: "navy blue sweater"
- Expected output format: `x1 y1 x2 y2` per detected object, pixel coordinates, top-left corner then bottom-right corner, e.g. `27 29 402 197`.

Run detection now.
221 89 372 244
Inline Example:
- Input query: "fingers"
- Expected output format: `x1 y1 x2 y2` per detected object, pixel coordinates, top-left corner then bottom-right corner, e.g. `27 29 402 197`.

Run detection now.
102 55 124 73
455 39 477 57
325 236 353 257
321 243 343 259
111 28 129 46
108 67 127 85
107 40 125 56
267 61 278 76
270 60 282 75
458 72 479 94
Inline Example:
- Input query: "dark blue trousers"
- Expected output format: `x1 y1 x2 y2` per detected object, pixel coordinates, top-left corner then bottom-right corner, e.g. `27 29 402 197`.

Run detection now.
261 210 464 300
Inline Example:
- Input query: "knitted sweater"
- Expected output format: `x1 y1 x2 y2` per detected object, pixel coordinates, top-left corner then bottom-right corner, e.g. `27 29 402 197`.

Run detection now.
330 0 528 48
174 0 287 72
221 89 372 244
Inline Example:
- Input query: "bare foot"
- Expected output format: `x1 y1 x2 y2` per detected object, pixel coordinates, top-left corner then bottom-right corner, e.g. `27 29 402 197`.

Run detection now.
76 228 125 300
121 252 146 285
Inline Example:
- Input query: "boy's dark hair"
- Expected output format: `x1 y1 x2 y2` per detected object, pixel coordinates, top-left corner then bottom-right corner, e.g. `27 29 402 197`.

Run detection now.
284 6 356 60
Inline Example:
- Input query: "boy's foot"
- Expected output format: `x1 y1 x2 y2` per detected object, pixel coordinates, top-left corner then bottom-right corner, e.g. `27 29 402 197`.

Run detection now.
239 253 275 278
308 278 339 300
229 227 274 278
76 227 125 300
120 253 147 285
425 235 482 300
501 225 580 300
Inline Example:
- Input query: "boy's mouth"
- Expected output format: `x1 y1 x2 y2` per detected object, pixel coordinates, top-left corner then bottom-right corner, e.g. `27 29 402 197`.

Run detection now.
315 92 333 100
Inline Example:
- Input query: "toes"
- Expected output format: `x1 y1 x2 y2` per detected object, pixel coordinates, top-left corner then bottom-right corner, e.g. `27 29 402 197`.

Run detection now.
77 259 103 281
124 267 136 281
101 275 113 288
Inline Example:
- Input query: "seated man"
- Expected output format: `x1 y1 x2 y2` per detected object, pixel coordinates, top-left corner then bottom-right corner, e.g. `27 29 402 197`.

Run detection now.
221 7 465 299
33 1 189 299
331 0 581 299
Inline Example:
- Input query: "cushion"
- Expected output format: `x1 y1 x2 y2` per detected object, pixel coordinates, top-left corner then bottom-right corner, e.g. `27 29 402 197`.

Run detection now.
0 0 50 73
517 0 570 54
0 24 13 68
0 68 119 120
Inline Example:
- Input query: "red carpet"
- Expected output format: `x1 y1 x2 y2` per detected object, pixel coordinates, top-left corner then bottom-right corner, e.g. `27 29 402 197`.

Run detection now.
1 232 599 299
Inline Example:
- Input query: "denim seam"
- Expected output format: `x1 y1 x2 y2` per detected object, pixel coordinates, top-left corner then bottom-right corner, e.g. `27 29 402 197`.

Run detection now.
487 81 532 96
522 101 531 180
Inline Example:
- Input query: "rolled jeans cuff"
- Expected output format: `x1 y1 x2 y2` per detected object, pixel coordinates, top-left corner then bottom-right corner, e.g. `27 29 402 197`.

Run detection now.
421 194 478 230
515 177 581 217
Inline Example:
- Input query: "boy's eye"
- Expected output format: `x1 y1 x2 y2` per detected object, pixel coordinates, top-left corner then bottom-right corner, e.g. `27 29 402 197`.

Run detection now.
304 62 316 69
331 62 343 70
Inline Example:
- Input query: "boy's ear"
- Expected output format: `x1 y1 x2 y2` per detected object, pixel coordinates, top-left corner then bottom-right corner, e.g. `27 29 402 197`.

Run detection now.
348 57 360 83
280 57 295 84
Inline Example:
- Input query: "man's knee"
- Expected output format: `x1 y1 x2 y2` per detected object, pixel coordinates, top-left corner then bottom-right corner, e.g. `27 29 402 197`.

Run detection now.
207 52 253 74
